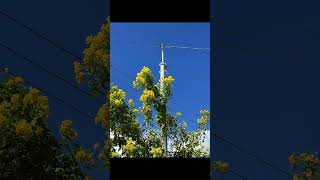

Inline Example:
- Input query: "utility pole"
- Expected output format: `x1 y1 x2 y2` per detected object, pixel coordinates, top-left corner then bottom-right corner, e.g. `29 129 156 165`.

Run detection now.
159 43 168 156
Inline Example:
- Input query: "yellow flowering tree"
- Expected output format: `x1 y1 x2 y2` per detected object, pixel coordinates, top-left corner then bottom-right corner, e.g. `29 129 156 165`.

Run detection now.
110 66 210 158
0 75 89 179
73 17 110 168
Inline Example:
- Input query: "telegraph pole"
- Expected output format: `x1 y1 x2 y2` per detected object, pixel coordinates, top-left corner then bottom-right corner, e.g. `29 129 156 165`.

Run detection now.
159 43 168 156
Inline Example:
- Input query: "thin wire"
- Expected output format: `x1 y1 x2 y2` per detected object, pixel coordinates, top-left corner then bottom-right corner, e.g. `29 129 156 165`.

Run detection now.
0 10 80 60
0 9 208 121
0 9 130 95
1 10 290 178
0 67 95 120
229 169 250 180
0 41 105 104
164 45 211 50
212 132 292 177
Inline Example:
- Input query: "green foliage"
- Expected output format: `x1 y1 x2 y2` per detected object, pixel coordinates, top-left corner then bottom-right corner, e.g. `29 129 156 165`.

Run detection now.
0 76 89 179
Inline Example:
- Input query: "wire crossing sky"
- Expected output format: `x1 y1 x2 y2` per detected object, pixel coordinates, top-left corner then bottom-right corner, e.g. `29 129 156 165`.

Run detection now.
111 23 210 132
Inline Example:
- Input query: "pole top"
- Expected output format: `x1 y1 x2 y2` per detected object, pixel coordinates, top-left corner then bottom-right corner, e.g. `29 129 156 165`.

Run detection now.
160 43 165 49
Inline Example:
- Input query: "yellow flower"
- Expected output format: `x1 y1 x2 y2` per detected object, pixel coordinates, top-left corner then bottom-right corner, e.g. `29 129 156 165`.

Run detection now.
76 149 94 163
6 76 24 86
111 151 119 158
23 88 40 106
60 120 78 139
150 147 163 158
133 66 153 88
289 153 298 165
122 140 136 157
15 120 33 140
114 99 122 107
95 103 108 127
163 76 174 86
139 90 155 103
141 66 151 74
128 99 134 106
132 108 139 113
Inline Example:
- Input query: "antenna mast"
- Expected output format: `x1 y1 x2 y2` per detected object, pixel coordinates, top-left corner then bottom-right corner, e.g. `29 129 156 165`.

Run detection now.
159 43 168 156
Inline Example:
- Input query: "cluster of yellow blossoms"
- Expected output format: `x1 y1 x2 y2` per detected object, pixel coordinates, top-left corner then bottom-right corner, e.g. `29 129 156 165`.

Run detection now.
289 153 320 166
139 90 155 103
14 119 45 140
122 140 136 157
0 85 48 140
60 120 78 139
75 149 95 164
95 103 108 129
128 99 134 106
74 62 85 83
162 76 175 87
110 86 126 107
15 120 33 140
150 147 163 158
133 66 152 88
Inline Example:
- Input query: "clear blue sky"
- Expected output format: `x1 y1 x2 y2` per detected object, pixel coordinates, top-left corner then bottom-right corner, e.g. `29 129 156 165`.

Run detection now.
111 23 210 132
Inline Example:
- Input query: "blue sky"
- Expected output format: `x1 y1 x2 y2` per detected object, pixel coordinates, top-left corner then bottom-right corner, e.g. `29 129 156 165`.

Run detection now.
111 23 210 132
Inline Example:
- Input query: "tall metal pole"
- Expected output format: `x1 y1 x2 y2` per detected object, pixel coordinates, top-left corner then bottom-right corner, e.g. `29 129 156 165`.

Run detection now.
159 43 167 156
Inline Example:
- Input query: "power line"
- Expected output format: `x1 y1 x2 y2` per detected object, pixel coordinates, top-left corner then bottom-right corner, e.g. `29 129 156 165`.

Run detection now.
0 9 133 87
212 132 292 177
1 10 289 178
0 9 207 127
0 9 81 60
0 66 95 120
0 41 105 104
164 45 211 50
229 169 250 180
